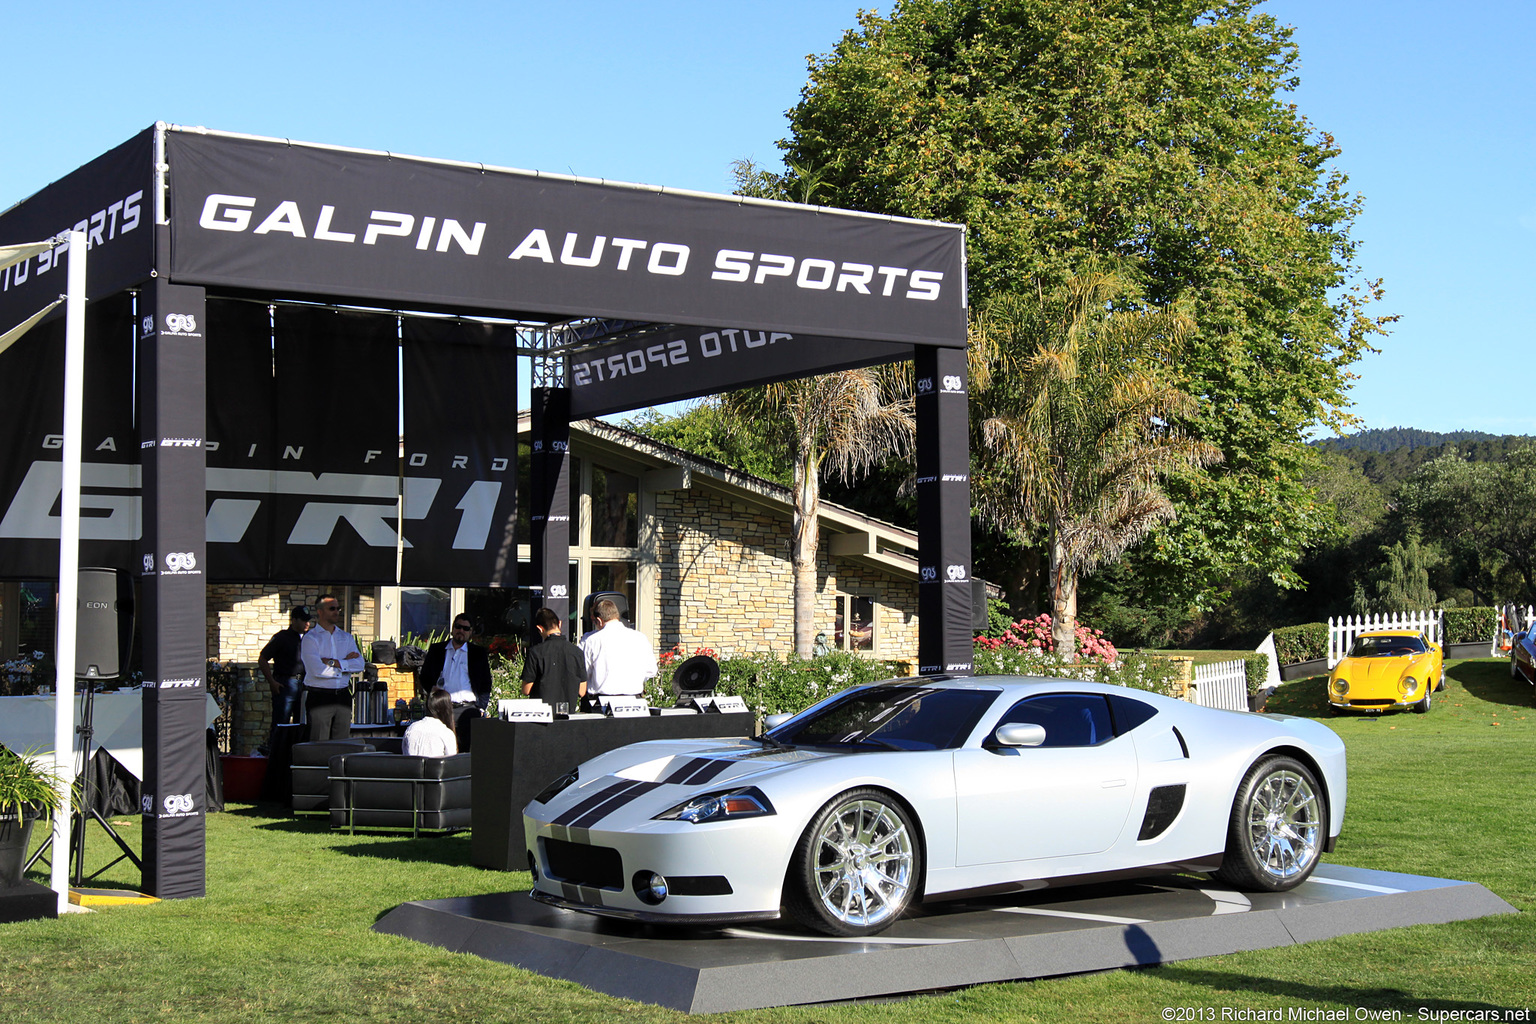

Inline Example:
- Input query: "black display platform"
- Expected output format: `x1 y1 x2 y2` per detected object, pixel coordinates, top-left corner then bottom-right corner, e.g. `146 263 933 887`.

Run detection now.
0 880 59 923
470 714 755 871
375 864 1517 1013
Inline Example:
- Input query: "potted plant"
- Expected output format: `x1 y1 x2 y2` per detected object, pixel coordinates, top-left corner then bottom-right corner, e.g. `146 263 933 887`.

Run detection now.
0 746 69 889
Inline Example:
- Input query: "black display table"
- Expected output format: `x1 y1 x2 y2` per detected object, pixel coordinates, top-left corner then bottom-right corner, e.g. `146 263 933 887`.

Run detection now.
471 713 755 871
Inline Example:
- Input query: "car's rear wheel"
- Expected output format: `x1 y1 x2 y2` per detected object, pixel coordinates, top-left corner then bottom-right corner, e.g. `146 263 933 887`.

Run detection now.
1215 756 1325 892
785 788 920 936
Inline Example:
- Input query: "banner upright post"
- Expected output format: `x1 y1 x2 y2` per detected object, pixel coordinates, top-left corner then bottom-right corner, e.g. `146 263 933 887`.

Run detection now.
914 346 973 676
529 387 572 632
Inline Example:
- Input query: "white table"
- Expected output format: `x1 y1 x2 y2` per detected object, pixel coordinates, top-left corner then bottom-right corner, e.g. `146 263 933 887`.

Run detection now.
0 689 223 780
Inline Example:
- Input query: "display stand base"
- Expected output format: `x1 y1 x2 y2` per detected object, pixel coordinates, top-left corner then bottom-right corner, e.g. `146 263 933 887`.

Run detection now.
375 865 1516 1013
0 880 59 923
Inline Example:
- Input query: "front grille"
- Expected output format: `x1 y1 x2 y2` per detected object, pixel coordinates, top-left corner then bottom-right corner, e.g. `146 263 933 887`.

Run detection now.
1351 699 1395 706
668 875 734 896
543 837 624 890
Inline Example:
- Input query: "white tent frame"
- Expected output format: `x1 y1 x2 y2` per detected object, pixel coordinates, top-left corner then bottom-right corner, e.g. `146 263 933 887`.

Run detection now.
0 230 87 914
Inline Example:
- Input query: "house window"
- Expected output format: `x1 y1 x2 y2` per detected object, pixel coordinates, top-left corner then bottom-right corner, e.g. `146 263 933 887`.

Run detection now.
833 595 876 653
589 464 638 547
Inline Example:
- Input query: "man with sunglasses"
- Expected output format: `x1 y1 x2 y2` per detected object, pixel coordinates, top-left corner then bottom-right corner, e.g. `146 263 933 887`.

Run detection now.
299 594 365 741
421 614 492 751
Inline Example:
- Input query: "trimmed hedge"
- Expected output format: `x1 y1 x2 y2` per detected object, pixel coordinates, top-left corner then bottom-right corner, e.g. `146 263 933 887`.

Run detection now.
1443 606 1497 644
1241 652 1269 697
1272 622 1327 665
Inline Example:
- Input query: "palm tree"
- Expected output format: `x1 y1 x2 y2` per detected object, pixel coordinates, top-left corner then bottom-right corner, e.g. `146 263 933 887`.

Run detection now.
720 368 915 656
971 270 1221 656
719 158 916 657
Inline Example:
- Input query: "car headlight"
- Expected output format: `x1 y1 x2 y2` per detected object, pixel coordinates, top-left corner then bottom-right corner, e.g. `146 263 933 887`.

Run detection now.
1330 677 1349 696
653 786 775 824
1399 676 1417 696
532 767 579 805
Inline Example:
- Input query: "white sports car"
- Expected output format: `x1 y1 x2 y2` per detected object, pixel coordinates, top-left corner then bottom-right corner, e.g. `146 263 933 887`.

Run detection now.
523 676 1347 936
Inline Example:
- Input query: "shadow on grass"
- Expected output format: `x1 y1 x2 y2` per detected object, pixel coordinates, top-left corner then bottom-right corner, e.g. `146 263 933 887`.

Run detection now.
331 831 476 866
1449 658 1535 708
1262 677 1330 716
1151 963 1517 1016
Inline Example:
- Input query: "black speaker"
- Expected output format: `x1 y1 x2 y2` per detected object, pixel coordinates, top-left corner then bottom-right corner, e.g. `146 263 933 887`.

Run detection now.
972 579 990 632
581 590 631 632
76 567 119 680
670 655 720 700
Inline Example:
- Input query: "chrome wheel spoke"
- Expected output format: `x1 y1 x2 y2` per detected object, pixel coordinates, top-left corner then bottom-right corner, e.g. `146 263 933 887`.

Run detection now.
812 798 914 927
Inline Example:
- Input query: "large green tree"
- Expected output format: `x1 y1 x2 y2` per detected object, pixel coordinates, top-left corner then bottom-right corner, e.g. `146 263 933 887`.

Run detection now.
971 271 1221 653
777 0 1390 608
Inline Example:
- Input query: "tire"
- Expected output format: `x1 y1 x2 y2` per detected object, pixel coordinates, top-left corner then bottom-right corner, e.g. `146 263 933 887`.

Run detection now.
1413 685 1431 714
1215 756 1326 892
784 788 921 936
1512 655 1520 680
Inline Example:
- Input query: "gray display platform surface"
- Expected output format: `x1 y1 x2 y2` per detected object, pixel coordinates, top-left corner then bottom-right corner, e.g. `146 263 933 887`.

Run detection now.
374 865 1516 1013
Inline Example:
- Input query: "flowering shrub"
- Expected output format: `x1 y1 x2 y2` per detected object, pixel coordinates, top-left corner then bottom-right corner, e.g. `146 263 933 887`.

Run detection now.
644 649 900 720
975 614 1118 665
657 644 718 668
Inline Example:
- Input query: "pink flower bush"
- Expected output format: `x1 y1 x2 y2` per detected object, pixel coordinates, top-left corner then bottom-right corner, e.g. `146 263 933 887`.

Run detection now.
975 614 1118 665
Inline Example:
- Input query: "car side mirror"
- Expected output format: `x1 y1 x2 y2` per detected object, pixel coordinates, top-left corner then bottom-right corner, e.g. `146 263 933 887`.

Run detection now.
994 722 1047 748
763 713 794 731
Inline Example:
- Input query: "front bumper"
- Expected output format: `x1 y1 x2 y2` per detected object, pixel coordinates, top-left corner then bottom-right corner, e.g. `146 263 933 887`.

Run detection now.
524 812 794 920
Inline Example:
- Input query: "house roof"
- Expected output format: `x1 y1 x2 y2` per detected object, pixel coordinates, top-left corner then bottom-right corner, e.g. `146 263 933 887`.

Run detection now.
517 411 919 579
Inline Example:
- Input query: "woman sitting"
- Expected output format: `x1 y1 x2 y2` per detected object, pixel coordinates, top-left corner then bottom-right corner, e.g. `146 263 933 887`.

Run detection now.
403 686 459 757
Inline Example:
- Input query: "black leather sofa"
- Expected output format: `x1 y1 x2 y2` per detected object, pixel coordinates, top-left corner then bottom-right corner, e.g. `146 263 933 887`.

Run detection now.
291 740 376 814
326 751 472 836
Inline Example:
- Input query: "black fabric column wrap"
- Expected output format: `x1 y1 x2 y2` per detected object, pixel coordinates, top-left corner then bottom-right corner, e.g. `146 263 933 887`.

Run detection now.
914 346 974 675
529 388 572 627
138 281 209 899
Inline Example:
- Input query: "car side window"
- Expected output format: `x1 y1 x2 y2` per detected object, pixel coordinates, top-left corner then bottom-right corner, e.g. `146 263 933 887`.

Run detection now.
1106 693 1158 735
995 694 1114 748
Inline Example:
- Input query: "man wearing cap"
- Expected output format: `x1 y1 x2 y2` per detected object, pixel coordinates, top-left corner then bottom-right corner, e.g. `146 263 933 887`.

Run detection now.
300 594 366 741
259 604 310 751
421 614 493 751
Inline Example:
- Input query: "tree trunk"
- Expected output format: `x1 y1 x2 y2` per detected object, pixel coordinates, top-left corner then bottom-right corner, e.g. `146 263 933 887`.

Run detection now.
1049 532 1077 657
792 448 822 658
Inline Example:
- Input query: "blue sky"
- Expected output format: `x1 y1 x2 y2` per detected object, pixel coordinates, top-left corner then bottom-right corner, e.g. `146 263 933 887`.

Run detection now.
3 1 1531 436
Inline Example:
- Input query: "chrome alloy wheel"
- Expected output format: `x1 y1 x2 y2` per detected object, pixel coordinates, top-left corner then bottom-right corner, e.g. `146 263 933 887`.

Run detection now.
1244 768 1322 883
810 798 915 929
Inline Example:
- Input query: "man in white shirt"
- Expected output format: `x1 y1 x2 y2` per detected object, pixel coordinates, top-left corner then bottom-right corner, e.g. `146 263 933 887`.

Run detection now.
579 598 656 706
299 594 366 741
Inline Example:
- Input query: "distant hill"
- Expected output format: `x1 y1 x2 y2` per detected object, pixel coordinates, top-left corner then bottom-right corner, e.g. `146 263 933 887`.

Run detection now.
1313 428 1536 489
1313 427 1516 452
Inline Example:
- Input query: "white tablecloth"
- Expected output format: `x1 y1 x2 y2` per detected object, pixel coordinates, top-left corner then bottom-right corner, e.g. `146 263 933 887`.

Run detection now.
0 689 223 780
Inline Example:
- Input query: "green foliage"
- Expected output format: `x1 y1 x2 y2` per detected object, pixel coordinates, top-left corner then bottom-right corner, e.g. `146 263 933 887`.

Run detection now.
1350 532 1436 616
1271 622 1328 665
0 746 69 818
622 404 793 486
1242 652 1269 698
971 647 1183 697
782 0 1390 611
643 651 901 721
1443 606 1497 644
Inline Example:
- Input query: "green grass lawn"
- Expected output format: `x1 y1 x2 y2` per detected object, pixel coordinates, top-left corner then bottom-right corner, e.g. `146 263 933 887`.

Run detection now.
3 662 1533 1023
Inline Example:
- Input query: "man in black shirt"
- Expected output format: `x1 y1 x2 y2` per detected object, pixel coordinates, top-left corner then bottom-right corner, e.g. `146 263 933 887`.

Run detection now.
521 607 586 713
259 605 311 750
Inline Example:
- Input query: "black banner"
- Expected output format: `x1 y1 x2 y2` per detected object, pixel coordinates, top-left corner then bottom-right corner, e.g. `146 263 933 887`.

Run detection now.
269 306 400 582
138 280 208 899
915 347 973 675
0 129 155 338
165 130 966 349
401 318 519 586
0 294 139 576
204 300 277 579
567 324 912 419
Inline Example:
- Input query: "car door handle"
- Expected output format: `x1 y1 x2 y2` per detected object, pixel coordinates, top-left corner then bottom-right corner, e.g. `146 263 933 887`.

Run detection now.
1102 779 1127 788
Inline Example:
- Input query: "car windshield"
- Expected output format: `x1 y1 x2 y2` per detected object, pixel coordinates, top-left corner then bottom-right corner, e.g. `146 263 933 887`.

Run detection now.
1348 635 1427 658
766 684 999 751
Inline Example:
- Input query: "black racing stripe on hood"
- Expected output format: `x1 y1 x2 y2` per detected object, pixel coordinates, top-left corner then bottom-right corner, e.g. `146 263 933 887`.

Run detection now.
661 758 711 785
552 780 643 827
679 758 733 786
568 780 664 829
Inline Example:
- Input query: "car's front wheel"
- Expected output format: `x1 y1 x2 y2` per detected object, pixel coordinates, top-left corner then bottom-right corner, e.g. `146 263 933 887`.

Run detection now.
784 788 920 936
1215 756 1326 892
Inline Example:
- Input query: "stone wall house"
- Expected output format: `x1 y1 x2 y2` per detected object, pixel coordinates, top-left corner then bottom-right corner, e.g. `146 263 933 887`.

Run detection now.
203 415 925 670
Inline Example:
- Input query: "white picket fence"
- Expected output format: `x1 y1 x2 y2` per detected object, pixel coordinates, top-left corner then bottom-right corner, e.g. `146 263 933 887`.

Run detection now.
1191 659 1249 712
1327 610 1442 669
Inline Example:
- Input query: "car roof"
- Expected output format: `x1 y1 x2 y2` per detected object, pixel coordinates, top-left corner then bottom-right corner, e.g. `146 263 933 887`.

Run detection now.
862 674 1159 699
1357 630 1425 638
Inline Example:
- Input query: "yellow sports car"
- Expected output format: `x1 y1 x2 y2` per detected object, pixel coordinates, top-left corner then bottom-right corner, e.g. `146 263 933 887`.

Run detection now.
1327 630 1444 715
